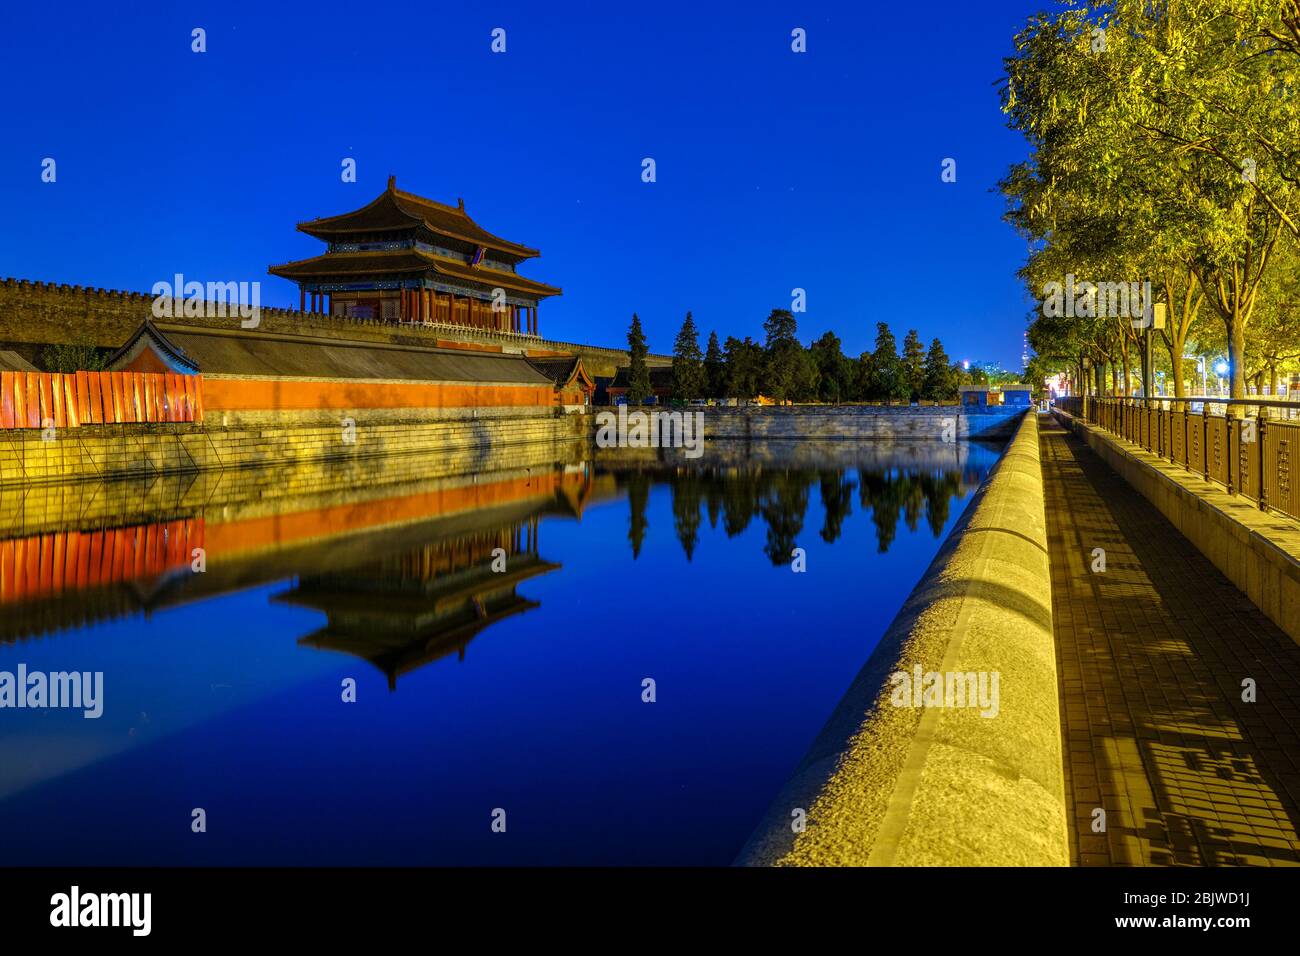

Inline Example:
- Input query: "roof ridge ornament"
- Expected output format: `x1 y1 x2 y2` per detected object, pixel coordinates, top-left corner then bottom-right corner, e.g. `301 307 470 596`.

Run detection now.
387 175 396 192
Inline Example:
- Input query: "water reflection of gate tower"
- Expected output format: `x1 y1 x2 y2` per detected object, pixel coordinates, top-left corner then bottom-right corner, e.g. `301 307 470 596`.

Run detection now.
272 517 559 689
268 177 561 334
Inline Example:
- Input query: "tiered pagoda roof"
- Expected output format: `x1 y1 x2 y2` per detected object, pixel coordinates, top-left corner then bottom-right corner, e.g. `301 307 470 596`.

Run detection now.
268 177 561 298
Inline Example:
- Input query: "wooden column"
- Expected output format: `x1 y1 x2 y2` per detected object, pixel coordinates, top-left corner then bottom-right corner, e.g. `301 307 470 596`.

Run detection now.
299 288 305 312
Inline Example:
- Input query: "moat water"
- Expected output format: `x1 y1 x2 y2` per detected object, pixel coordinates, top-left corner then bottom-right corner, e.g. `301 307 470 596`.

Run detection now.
0 439 1002 865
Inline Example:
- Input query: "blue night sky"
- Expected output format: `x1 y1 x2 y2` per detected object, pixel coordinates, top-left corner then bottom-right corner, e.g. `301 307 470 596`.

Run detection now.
0 1 1038 368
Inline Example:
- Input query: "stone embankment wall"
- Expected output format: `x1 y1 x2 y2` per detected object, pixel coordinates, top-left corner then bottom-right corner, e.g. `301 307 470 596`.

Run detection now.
595 405 1027 441
0 411 592 488
737 412 1069 867
0 277 670 377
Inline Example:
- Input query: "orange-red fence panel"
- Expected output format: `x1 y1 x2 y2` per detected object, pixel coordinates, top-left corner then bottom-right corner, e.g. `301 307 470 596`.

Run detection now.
0 372 13 429
0 371 203 428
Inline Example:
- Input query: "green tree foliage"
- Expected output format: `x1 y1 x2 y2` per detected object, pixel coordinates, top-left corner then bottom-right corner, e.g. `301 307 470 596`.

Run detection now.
1000 1 1300 398
922 337 957 402
901 329 925 402
40 341 105 373
670 311 706 401
626 313 652 404
703 330 726 398
762 309 805 403
868 323 907 403
810 331 853 403
723 335 764 400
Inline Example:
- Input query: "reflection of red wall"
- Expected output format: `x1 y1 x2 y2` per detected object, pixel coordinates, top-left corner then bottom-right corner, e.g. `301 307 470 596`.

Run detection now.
0 519 204 602
202 471 563 559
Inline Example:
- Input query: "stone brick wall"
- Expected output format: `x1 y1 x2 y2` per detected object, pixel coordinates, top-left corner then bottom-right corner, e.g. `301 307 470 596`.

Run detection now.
0 410 593 489
0 277 669 376
591 405 1027 442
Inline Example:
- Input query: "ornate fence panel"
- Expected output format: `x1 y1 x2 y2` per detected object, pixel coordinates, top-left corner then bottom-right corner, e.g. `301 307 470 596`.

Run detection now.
1263 420 1300 522
1207 415 1230 487
1188 411 1206 476
1232 419 1260 501
1171 408 1187 465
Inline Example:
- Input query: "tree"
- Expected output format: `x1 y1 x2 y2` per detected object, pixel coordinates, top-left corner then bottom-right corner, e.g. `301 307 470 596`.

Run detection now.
901 329 925 402
703 330 726 398
626 313 651 405
670 311 706 401
810 331 852 403
869 323 907 402
724 335 763 400
762 309 803 403
922 338 956 402
854 351 876 401
999 1 1300 398
40 341 105 373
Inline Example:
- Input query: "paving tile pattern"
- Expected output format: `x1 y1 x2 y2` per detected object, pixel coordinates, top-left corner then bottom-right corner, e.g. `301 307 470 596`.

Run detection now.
1040 416 1300 866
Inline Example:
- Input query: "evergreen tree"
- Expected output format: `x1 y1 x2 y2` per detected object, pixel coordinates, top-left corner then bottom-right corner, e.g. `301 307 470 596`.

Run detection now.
810 331 852 403
762 308 803 403
870 322 906 402
901 329 925 402
670 311 706 401
724 335 763 400
626 313 651 404
703 330 726 399
854 351 876 401
922 337 957 401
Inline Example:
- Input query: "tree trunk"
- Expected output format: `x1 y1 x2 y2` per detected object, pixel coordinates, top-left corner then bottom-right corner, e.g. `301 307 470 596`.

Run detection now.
1227 315 1246 399
1166 339 1186 398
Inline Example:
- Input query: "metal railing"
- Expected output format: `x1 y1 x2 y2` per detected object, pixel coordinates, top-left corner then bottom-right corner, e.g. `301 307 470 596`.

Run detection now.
1061 395 1300 523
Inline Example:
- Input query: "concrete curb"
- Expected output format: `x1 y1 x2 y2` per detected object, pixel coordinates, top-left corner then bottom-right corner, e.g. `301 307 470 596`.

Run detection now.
736 411 1069 866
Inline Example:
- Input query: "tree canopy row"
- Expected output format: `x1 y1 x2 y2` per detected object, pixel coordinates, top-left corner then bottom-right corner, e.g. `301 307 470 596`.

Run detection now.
623 310 1009 404
1001 1 1300 398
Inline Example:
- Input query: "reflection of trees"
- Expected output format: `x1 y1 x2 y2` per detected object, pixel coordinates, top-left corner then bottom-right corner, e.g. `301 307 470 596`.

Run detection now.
859 470 903 553
760 471 811 565
818 472 856 544
622 459 984 560
859 467 969 552
722 472 759 538
920 472 964 538
705 482 723 530
626 471 650 559
671 471 705 560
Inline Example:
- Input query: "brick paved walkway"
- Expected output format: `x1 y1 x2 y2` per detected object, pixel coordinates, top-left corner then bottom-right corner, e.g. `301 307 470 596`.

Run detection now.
1040 415 1300 866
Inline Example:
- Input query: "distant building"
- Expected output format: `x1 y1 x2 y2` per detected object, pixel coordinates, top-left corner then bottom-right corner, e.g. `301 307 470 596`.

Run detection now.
269 177 561 335
526 356 596 410
606 366 674 405
999 384 1032 406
